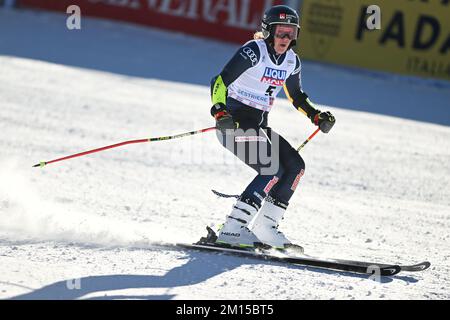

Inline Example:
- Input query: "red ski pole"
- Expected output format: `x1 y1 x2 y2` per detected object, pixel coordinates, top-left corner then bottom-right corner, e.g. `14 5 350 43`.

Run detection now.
296 127 320 152
33 127 216 168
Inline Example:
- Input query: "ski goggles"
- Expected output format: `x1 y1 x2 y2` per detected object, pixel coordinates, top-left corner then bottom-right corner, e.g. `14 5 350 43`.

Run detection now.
273 25 298 40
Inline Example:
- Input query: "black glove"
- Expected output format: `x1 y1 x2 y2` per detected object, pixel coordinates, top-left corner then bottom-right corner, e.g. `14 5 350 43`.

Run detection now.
211 103 235 133
312 111 335 133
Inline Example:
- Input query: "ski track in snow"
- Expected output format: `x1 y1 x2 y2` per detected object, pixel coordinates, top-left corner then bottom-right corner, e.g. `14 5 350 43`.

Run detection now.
0 9 449 300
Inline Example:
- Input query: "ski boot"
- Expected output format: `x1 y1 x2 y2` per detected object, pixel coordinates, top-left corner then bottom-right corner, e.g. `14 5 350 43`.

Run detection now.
215 198 265 249
251 196 303 253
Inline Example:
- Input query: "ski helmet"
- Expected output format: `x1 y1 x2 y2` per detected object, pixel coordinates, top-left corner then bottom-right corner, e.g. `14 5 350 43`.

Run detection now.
261 5 300 49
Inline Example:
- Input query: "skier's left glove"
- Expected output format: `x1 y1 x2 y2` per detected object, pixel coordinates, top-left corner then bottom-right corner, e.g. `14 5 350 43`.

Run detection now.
313 111 335 133
211 103 236 133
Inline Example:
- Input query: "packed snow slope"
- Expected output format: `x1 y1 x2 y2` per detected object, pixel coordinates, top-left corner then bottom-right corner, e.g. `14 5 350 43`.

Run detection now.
0 9 449 300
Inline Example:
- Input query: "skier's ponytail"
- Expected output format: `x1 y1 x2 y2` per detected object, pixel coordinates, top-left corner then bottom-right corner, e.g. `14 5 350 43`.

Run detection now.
253 31 264 40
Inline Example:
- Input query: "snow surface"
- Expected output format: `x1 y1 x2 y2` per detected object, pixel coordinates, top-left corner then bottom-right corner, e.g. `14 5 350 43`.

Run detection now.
0 8 449 300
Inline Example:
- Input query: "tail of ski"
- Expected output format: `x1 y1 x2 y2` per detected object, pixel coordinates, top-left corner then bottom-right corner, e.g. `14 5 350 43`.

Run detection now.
211 189 239 199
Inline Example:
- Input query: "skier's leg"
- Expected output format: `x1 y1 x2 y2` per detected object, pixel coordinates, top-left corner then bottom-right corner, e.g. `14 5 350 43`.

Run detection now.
235 128 304 206
251 131 306 249
214 126 283 247
268 136 305 203
218 125 284 207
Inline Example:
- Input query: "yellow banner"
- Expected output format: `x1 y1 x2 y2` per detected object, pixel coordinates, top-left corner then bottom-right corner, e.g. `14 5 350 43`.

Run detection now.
297 0 450 80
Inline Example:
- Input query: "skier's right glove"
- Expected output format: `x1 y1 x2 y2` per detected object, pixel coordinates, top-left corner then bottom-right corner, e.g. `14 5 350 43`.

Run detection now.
313 111 335 133
211 103 236 133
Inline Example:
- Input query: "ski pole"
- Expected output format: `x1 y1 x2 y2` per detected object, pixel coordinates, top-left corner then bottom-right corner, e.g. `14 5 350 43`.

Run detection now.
296 127 320 152
33 126 216 168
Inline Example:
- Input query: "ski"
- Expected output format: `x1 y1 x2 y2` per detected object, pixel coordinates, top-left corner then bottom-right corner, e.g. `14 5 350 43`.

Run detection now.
174 227 430 276
176 242 402 276
398 262 431 272
294 253 431 273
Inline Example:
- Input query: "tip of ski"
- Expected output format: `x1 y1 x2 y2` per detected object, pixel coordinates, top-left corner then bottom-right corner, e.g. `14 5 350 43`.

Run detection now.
400 261 431 272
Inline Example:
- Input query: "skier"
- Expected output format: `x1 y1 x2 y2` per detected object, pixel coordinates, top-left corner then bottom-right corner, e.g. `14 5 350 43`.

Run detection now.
209 5 335 250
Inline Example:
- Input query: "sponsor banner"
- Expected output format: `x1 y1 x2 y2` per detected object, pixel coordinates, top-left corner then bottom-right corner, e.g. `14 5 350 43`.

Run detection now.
17 0 282 44
298 0 450 80
260 67 287 86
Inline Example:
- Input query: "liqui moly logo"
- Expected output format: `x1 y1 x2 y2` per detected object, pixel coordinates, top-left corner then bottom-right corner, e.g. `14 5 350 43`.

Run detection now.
261 67 287 86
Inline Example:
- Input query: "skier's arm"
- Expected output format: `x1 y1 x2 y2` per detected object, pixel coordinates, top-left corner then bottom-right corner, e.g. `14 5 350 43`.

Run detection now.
283 56 320 121
210 41 261 113
284 56 336 133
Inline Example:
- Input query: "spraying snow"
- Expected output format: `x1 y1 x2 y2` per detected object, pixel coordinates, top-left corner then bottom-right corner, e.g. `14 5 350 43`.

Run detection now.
0 160 187 247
